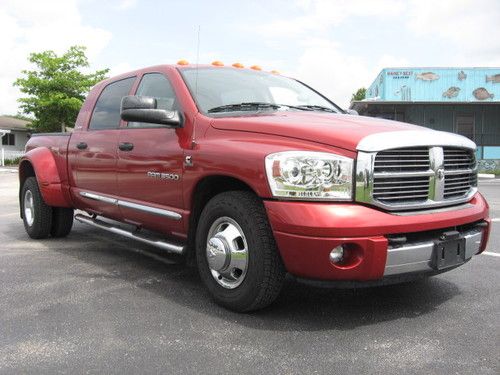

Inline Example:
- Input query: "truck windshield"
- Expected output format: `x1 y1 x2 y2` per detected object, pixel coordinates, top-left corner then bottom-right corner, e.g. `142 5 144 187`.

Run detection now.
180 67 342 115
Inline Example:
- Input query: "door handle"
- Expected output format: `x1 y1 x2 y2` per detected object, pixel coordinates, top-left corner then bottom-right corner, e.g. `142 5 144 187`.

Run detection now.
76 142 88 150
118 142 134 151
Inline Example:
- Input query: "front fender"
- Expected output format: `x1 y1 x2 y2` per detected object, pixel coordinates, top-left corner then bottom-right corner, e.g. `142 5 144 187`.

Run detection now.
19 147 72 208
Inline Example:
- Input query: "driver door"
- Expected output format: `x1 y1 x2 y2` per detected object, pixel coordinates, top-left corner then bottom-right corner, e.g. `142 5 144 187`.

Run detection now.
116 72 185 237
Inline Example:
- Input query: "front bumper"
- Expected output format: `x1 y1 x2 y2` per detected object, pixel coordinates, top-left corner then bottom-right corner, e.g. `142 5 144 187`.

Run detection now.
384 226 483 276
264 193 490 281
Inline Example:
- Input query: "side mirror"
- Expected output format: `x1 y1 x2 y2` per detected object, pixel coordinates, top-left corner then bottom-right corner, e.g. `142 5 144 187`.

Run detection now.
346 109 358 115
120 96 182 127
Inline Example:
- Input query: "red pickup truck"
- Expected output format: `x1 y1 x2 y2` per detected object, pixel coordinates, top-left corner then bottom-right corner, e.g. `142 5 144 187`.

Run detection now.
19 63 490 311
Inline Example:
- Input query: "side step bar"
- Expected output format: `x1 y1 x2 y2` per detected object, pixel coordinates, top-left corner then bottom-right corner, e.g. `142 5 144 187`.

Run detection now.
74 214 185 255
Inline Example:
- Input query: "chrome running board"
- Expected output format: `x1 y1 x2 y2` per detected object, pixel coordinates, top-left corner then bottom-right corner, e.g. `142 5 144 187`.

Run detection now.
74 214 185 255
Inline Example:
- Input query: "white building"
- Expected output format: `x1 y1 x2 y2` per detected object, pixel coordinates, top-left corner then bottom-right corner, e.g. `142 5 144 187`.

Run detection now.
0 116 31 163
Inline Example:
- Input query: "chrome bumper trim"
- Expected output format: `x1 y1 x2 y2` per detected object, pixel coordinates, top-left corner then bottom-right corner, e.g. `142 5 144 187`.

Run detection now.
384 229 483 276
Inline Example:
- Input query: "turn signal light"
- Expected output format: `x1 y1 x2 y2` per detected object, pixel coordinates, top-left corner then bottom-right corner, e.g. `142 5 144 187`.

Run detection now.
250 65 262 71
232 62 244 68
271 70 280 74
177 59 189 65
212 61 224 66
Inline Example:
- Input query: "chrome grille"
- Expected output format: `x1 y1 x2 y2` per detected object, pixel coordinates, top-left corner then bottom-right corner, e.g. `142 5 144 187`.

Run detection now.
372 147 430 205
443 147 476 170
374 147 430 173
443 148 477 199
444 173 477 198
373 176 430 204
356 145 477 211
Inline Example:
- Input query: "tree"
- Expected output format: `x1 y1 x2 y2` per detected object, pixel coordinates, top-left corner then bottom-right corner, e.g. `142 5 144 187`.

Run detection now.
14 46 109 133
351 87 366 102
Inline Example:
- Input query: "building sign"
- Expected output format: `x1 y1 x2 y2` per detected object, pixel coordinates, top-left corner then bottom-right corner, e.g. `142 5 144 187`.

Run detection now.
387 71 413 79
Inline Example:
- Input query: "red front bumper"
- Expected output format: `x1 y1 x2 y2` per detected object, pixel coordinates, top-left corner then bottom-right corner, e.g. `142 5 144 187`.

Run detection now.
264 193 490 281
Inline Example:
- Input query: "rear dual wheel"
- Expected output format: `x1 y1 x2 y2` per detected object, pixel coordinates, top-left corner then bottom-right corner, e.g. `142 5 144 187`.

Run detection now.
196 191 286 312
21 177 73 239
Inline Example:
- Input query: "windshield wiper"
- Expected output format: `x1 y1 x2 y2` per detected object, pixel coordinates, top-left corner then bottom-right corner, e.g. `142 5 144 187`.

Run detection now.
207 102 337 114
295 105 337 113
208 102 282 113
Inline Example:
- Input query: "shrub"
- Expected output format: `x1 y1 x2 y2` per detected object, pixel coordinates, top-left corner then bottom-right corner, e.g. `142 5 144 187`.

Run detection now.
4 157 22 166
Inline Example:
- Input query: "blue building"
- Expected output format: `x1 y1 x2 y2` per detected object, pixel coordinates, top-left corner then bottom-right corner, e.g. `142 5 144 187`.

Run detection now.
350 68 500 160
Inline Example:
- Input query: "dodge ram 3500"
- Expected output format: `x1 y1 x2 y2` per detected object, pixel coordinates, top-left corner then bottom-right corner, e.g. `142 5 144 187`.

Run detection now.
19 63 491 311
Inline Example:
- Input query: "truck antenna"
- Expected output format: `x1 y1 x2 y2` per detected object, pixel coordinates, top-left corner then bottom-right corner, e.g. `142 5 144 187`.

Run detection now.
191 25 201 149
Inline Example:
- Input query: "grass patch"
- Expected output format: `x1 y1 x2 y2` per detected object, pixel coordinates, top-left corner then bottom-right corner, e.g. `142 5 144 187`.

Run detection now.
4 157 22 166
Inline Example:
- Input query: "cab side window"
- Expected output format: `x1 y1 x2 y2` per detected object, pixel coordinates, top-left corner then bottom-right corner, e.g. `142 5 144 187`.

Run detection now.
129 73 178 128
89 77 135 130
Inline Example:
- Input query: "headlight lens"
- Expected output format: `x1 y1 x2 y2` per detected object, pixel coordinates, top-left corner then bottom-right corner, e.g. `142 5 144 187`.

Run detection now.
265 151 353 200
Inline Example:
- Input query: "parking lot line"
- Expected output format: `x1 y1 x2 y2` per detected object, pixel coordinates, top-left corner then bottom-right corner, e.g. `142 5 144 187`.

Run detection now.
491 218 500 222
482 252 500 257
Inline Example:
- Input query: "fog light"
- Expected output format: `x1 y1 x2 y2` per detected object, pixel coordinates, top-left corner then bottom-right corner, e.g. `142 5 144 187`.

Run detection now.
329 245 344 263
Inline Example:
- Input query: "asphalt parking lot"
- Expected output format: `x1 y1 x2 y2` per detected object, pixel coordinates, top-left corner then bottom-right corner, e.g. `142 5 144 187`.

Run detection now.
0 169 498 374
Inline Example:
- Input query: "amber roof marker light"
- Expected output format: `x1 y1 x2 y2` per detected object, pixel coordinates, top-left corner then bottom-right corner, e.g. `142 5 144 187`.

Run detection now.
176 60 277 72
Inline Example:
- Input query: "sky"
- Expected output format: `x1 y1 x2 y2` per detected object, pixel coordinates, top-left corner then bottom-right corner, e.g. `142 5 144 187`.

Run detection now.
1 0 499 115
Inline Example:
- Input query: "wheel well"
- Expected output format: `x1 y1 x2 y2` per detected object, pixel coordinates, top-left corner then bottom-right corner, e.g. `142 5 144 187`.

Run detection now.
18 160 36 218
19 160 36 187
186 176 255 265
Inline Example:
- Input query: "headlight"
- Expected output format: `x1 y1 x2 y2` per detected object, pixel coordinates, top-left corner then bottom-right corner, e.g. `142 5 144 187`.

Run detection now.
265 151 353 200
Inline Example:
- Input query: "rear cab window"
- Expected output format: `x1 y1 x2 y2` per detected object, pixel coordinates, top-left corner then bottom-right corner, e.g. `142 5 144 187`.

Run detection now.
89 77 136 130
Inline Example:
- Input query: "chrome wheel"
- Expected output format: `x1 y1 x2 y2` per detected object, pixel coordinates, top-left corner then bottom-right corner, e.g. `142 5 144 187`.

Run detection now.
206 216 249 289
24 190 34 226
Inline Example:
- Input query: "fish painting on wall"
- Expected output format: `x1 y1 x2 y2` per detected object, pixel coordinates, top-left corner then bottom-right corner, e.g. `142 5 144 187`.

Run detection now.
486 74 500 83
458 70 467 81
416 72 440 81
473 87 494 100
443 87 460 99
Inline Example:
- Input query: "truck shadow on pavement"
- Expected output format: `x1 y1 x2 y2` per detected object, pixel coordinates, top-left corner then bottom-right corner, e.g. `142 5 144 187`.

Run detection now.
5 221 462 332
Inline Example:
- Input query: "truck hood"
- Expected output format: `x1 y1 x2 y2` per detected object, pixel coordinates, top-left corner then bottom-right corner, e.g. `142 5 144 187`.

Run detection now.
210 111 429 151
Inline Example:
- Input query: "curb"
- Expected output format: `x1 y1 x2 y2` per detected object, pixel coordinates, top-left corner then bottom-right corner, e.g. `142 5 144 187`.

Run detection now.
478 173 495 179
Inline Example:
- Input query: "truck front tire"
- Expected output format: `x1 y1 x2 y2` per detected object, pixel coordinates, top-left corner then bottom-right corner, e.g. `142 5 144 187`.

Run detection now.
21 177 53 239
196 191 285 312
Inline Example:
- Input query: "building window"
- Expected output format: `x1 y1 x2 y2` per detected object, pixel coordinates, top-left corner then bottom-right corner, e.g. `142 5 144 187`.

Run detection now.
2 133 15 146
